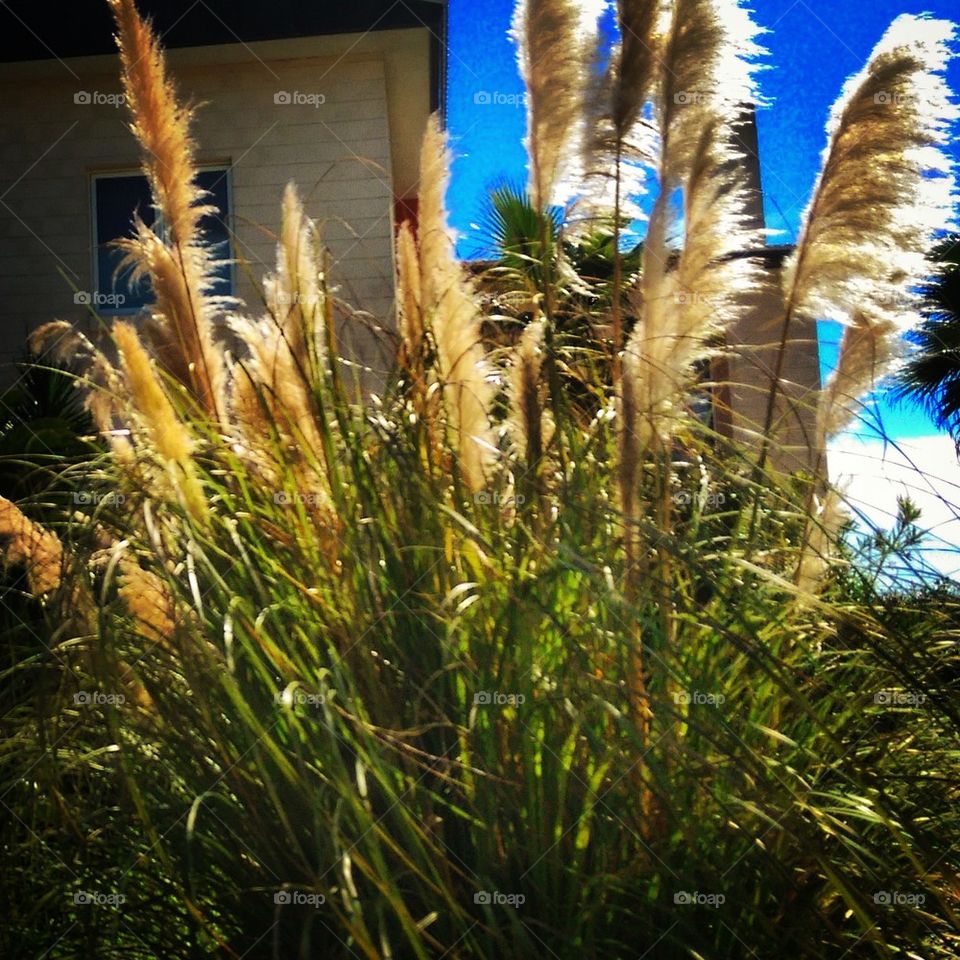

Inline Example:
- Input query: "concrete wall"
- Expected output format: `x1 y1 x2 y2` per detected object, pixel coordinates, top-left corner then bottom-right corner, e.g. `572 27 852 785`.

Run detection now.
723 253 823 474
0 28 433 377
719 111 823 474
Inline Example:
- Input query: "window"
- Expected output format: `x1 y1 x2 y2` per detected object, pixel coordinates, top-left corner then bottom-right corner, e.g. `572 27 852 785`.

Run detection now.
91 167 232 313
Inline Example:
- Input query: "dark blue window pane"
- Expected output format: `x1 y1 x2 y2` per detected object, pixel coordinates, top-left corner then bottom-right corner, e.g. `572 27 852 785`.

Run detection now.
195 169 232 296
94 169 232 311
94 174 155 310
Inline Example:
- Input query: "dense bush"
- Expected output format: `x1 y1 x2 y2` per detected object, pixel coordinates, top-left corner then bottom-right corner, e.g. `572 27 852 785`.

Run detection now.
1 0 958 957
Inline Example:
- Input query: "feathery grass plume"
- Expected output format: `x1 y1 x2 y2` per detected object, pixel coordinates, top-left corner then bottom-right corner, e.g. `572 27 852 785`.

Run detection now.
817 310 899 448
797 487 847 593
396 219 425 378
241 184 326 409
610 0 663 141
623 0 765 438
508 316 549 468
512 0 605 210
28 321 135 462
108 0 227 419
417 115 495 494
631 125 765 444
634 0 764 207
228 320 331 511
580 0 663 381
227 187 334 512
117 221 229 413
118 557 177 649
800 309 897 591
269 183 325 366
620 0 765 459
767 15 958 465
0 496 64 596
113 321 206 520
581 0 663 212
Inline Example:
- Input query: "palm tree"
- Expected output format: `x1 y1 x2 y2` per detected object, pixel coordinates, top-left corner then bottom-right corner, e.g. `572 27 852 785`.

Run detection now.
477 181 643 330
895 234 960 442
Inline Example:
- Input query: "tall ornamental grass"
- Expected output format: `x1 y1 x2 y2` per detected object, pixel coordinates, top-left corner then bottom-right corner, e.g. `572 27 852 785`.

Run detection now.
1 0 959 957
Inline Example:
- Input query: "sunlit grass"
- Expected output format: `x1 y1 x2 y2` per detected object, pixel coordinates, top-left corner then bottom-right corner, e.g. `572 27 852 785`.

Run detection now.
1 0 959 957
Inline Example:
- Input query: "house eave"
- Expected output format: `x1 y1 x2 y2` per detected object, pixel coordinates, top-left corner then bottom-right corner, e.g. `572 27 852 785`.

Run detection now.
0 1 446 64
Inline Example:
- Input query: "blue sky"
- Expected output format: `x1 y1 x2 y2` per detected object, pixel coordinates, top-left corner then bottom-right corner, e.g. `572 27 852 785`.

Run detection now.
446 0 960 441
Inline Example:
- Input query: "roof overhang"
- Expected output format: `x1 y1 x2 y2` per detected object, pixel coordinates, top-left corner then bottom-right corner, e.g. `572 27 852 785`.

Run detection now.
0 1 447 118
0 1 446 62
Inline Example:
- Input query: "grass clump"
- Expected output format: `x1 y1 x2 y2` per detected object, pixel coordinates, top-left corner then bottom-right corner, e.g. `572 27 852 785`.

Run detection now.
1 1 959 957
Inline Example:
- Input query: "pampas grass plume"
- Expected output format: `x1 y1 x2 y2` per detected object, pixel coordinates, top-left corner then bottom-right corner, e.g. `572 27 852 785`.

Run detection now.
114 321 206 519
109 0 226 418
0 497 64 596
417 116 495 494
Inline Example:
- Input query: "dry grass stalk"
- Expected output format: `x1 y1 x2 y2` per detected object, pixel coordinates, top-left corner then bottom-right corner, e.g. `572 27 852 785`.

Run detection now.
396 220 425 380
817 311 899 449
29 321 136 463
113 321 207 520
767 15 958 472
118 557 178 649
109 0 227 419
227 187 334 513
508 317 549 470
512 0 605 210
417 116 495 494
0 496 64 596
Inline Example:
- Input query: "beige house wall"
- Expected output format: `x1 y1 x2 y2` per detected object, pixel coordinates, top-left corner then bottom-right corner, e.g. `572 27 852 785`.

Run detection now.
0 28 433 376
724 258 822 474
721 111 824 474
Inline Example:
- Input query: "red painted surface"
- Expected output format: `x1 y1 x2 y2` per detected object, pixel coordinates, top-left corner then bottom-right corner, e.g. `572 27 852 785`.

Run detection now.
394 197 419 233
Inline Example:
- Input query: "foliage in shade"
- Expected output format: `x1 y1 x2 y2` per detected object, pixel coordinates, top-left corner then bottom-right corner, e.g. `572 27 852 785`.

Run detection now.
895 234 960 440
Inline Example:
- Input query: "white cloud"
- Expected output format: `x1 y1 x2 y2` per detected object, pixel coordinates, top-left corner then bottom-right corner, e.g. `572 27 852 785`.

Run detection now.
828 433 960 579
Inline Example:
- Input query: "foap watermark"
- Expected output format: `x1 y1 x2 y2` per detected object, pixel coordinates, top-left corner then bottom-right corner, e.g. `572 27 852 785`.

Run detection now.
73 491 125 507
673 690 725 707
673 489 726 508
73 891 125 906
275 290 322 308
874 91 909 106
274 90 326 108
74 91 126 108
473 90 528 108
75 291 126 308
474 891 525 907
874 690 926 707
74 691 126 707
675 290 720 307
474 691 526 707
274 491 323 507
674 91 707 106
474 491 525 506
875 289 917 311
274 890 325 907
275 689 325 708
674 891 725 907
874 891 925 907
